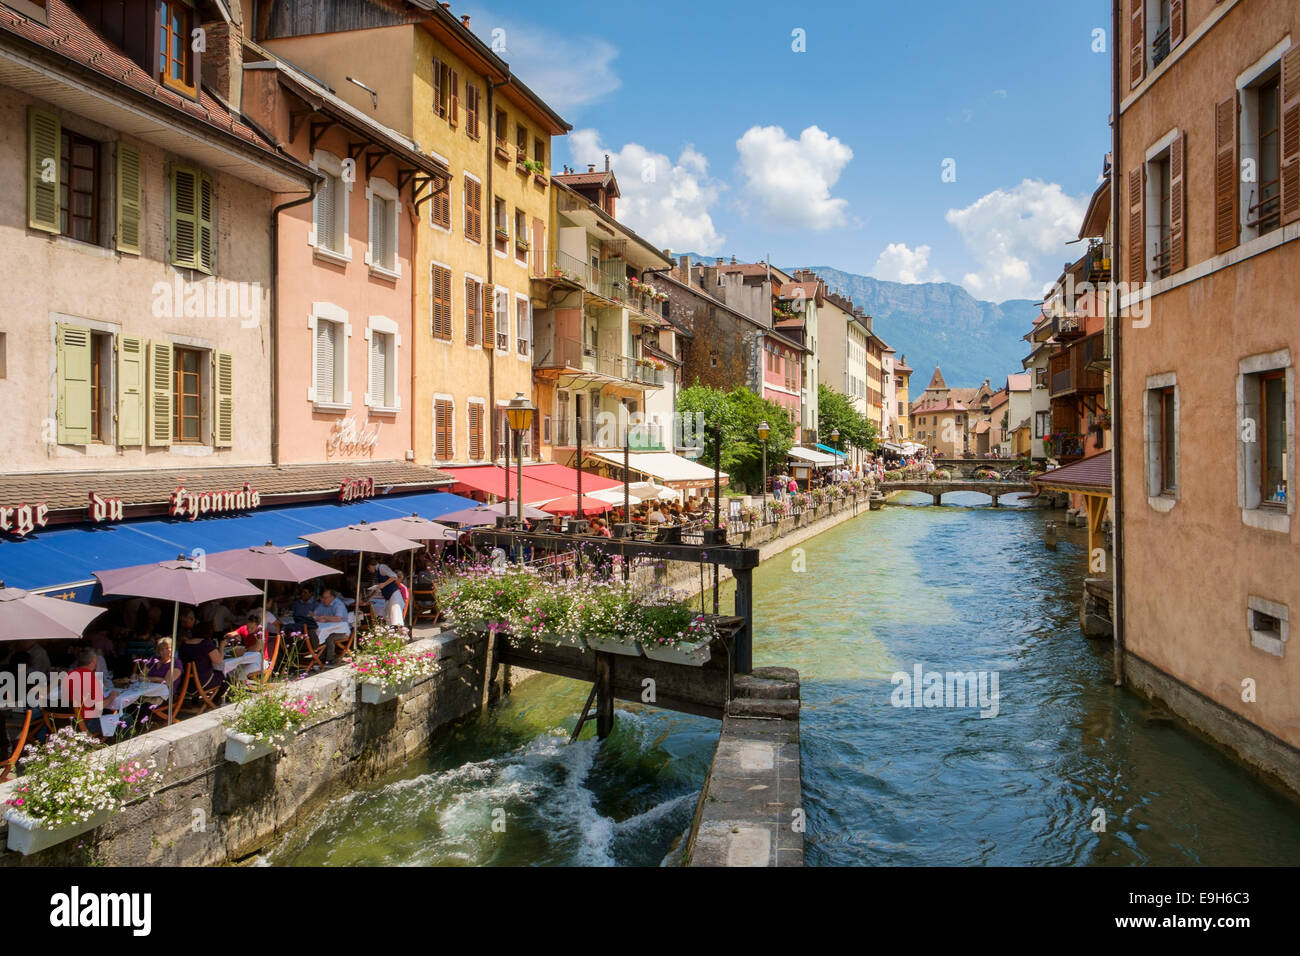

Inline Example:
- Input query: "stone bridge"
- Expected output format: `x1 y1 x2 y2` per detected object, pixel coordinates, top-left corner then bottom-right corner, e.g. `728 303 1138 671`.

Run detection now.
880 479 1036 507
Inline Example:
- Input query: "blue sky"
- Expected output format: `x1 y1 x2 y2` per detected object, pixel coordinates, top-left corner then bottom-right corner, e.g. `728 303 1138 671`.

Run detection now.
466 0 1111 303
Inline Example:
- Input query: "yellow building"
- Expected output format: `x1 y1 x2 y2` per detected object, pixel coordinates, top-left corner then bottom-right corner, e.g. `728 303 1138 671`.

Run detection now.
260 5 568 467
894 355 912 441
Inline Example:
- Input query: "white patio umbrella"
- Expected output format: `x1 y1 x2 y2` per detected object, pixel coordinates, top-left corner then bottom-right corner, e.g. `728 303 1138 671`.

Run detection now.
299 522 419 641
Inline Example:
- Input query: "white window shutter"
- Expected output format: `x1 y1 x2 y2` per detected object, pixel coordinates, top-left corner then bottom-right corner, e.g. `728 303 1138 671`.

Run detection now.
315 173 336 251
314 319 335 403
365 191 375 266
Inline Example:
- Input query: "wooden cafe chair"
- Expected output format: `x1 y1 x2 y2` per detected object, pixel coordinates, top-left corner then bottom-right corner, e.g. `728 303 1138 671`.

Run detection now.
1 709 34 782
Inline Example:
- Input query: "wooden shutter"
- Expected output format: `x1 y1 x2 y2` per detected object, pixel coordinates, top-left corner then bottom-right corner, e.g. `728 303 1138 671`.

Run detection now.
314 320 335 403
431 265 451 338
146 340 173 446
27 106 60 233
469 403 483 459
1214 95 1239 254
197 173 214 274
117 334 146 446
431 177 450 229
1281 46 1300 226
465 276 479 345
171 167 199 269
1168 132 1186 273
1129 0 1144 90
116 143 142 254
432 58 444 118
214 350 233 447
466 83 479 140
464 176 481 241
481 284 494 349
1128 166 1145 284
449 69 460 127
1169 0 1184 49
55 325 92 444
435 400 452 459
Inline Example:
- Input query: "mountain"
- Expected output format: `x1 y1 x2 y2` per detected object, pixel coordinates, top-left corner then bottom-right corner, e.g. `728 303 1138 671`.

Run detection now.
678 254 1038 386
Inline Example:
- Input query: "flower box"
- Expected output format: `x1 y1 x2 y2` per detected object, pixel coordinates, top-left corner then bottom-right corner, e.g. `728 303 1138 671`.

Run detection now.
534 173 548 186
5 808 111 856
642 639 711 667
359 676 416 705
585 633 642 657
533 631 586 650
495 143 511 162
223 730 279 765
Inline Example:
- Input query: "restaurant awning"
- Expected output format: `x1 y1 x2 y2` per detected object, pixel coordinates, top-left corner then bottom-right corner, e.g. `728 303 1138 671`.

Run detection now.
787 446 839 467
520 462 622 492
815 443 848 458
586 451 727 489
0 490 477 602
1032 451 1113 563
439 465 580 504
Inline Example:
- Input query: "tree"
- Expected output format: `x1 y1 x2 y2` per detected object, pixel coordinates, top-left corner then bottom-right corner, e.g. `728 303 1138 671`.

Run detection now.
817 384 878 452
676 383 795 492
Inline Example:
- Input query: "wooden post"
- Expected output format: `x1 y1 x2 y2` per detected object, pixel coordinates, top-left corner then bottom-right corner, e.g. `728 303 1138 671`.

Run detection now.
480 631 496 715
733 566 753 674
594 651 614 739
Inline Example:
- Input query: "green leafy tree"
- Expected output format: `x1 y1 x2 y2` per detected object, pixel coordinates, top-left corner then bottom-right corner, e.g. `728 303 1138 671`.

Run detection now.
817 384 878 452
676 383 795 492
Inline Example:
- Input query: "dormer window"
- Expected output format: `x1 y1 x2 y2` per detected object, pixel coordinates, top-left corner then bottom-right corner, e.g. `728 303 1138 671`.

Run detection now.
159 1 195 96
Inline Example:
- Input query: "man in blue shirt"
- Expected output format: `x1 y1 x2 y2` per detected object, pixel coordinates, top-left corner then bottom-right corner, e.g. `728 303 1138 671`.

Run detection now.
312 589 350 665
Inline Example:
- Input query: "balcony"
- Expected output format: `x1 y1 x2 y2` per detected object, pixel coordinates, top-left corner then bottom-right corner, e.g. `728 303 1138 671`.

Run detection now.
552 419 665 450
1083 241 1111 282
629 360 665 386
1052 313 1084 341
1049 335 1105 398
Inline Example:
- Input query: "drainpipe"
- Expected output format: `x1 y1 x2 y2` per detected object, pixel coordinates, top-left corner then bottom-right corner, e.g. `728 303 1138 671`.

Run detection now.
1109 0 1126 687
270 184 318 466
487 80 504 476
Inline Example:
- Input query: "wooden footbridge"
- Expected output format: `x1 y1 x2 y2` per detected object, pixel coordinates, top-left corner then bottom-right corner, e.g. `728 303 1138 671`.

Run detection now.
880 479 1036 506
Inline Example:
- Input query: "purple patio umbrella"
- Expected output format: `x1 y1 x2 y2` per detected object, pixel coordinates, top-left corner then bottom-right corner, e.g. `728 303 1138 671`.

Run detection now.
433 507 502 528
0 581 107 642
95 557 261 724
204 543 341 649
474 501 553 521
299 523 420 640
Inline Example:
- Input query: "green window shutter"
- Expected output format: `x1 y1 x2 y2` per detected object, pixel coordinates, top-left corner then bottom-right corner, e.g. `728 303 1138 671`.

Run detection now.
27 106 60 234
214 350 233 447
171 166 199 269
197 173 214 274
147 340 173 446
116 143 142 254
116 334 146 446
55 324 92 444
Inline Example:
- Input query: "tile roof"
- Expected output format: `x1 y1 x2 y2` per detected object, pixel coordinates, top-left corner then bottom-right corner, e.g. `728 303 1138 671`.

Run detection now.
1034 450 1112 493
1006 373 1031 392
554 170 617 191
2 461 454 514
0 0 282 159
926 367 948 390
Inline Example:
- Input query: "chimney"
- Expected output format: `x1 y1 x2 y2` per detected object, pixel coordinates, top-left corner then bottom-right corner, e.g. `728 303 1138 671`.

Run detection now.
604 153 610 172
588 164 596 173
201 17 243 110
461 14 471 26
678 255 691 285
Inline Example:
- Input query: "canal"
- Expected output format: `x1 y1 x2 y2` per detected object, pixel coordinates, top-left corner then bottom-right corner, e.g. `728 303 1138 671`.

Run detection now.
264 496 1300 866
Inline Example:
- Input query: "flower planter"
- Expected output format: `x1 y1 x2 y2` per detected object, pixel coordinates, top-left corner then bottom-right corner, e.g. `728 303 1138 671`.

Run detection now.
495 144 511 162
5 808 111 856
534 173 548 186
533 631 586 650
224 730 279 765
585 633 643 657
359 676 416 705
642 639 711 667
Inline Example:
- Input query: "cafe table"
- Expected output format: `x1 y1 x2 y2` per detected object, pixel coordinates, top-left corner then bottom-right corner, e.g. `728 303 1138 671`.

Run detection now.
99 680 170 736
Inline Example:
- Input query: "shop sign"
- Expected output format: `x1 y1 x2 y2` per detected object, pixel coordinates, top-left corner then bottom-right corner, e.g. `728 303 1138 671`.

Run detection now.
169 483 261 521
339 477 376 502
88 492 124 523
0 502 49 538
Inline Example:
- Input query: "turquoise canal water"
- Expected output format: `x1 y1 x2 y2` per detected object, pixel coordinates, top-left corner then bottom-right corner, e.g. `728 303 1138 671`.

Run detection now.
265 495 1300 866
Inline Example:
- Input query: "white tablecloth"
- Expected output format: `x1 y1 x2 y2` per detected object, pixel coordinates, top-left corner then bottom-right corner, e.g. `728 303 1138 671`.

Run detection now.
99 681 170 736
220 650 265 676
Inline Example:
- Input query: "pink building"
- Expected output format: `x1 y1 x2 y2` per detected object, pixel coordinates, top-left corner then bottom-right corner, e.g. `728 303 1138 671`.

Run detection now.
243 57 449 467
762 333 804 441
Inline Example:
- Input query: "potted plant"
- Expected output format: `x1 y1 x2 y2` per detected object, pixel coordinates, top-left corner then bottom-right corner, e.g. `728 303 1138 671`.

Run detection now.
4 728 158 855
495 140 511 162
634 597 717 666
223 690 317 764
350 624 438 704
572 582 641 656
511 579 584 649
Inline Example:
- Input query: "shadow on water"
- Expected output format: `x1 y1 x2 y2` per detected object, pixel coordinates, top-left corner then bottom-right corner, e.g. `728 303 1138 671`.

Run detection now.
266 494 1300 866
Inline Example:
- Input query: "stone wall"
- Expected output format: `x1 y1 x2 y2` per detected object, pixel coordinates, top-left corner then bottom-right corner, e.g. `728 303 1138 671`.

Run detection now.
0 631 491 866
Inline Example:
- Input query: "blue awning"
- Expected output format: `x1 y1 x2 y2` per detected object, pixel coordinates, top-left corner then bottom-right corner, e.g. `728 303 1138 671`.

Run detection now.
815 443 848 458
0 490 476 602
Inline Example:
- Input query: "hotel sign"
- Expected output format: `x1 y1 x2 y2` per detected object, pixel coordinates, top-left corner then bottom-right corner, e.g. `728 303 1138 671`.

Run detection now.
169 483 261 520
339 477 376 502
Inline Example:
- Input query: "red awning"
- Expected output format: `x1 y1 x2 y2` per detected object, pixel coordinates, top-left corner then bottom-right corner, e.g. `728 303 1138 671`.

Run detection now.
522 462 622 493
440 466 574 504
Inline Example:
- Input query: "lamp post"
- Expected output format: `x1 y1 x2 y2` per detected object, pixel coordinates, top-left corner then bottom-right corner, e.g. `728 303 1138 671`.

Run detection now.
830 427 841 476
505 393 536 551
758 419 770 519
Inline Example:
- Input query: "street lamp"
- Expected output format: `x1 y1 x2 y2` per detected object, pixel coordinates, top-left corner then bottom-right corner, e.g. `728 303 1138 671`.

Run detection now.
758 419 770 518
506 392 536 535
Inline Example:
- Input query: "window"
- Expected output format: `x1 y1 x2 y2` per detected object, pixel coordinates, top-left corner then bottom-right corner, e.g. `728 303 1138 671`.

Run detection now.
159 0 194 95
1259 370 1288 504
1035 365 1048 388
493 196 508 252
366 318 399 412
59 130 100 244
468 402 485 460
170 166 214 273
430 263 452 339
463 175 481 242
89 331 111 442
516 296 530 358
434 398 454 460
1148 0 1172 69
464 276 481 345
1247 596 1289 657
172 346 202 443
465 83 480 140
1244 69 1282 236
514 208 528 260
311 306 349 408
431 58 458 125
1149 151 1171 278
1035 410 1051 438
494 287 510 352
494 110 507 148
533 137 545 168
366 179 399 276
311 152 350 258
430 176 450 230
1144 380 1178 499
1238 353 1293 529
515 122 527 159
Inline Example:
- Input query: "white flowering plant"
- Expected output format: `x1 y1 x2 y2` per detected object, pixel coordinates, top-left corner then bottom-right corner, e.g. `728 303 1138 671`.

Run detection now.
4 728 158 831
226 691 317 747
566 582 636 645
350 625 438 691
447 567 535 631
624 590 719 650
511 577 578 642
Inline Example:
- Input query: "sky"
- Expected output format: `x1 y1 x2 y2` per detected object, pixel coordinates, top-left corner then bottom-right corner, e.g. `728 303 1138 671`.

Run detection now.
463 0 1112 304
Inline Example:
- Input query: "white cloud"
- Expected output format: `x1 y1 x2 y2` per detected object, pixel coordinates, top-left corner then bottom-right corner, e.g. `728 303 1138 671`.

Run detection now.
568 130 726 254
735 125 853 230
464 8 619 116
872 243 943 284
944 179 1087 300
